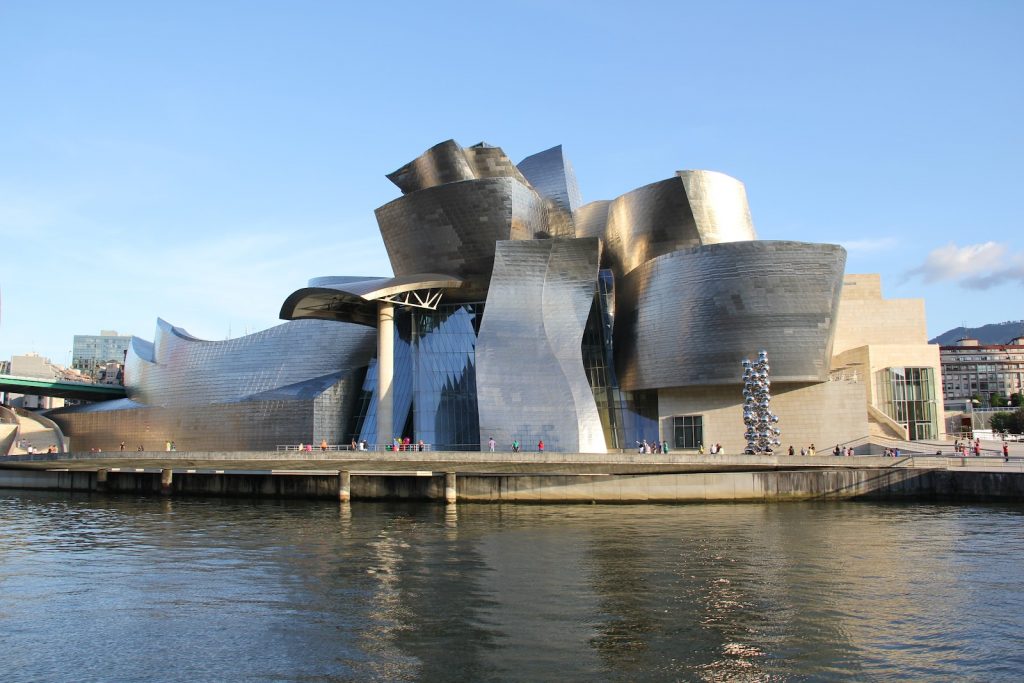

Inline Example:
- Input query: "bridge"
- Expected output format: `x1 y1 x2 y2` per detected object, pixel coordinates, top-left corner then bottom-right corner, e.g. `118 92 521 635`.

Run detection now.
0 374 127 402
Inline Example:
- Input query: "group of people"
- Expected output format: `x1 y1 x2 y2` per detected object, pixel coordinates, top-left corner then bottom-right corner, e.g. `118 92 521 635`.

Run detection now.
786 444 818 456
17 442 57 454
636 439 668 454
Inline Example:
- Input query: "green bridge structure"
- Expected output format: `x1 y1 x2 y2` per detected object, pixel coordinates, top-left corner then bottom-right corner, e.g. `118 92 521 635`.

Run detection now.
0 374 126 402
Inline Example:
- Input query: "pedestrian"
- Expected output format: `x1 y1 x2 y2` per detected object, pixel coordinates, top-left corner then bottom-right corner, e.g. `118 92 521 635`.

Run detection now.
488 436 496 452
809 443 816 456
165 440 171 452
974 440 981 457
538 439 544 452
137 444 144 451
320 439 328 452
305 443 312 453
417 440 424 452
800 446 806 456
512 439 520 453
120 441 126 452
662 440 669 454
893 447 900 458
788 445 795 456
350 439 357 451
833 444 841 457
698 443 705 455
170 441 176 451
1004 441 1010 462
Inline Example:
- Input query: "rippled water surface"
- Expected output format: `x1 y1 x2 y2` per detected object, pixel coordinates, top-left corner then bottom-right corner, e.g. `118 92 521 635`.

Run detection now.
1 491 1022 682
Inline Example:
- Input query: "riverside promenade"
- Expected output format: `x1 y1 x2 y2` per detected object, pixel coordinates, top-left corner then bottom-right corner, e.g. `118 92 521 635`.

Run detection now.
2 448 1024 503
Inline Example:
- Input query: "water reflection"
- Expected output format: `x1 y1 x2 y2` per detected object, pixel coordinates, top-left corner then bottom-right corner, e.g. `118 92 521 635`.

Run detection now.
0 492 1022 682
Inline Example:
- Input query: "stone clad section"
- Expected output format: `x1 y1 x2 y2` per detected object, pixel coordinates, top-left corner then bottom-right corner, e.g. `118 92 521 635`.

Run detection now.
616 241 847 390
476 238 606 453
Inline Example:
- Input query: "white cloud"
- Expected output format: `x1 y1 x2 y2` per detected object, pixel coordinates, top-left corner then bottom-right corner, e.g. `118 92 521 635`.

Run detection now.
905 242 1024 289
839 236 899 252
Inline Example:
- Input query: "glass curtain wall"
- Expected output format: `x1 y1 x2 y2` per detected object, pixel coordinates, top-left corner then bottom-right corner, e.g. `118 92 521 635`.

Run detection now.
350 303 483 450
876 367 938 440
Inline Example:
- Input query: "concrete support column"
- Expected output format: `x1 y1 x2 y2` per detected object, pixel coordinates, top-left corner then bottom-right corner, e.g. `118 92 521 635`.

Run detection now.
338 470 351 502
445 471 457 504
96 468 108 492
160 468 173 496
377 301 395 449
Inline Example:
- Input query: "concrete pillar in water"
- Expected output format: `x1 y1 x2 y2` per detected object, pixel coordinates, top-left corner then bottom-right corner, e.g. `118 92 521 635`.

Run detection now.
377 301 395 449
160 468 173 496
96 468 108 492
338 470 351 502
445 471 457 504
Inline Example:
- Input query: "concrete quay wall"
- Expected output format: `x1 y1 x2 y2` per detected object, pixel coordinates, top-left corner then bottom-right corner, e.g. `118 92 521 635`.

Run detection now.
2 467 1023 503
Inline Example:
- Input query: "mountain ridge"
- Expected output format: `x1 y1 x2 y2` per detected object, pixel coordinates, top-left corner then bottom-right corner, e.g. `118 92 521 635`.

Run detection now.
929 320 1024 346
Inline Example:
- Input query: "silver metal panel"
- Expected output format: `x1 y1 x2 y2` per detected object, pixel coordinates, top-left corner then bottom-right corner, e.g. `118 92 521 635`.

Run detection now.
52 318 375 451
375 176 547 278
677 170 758 243
476 238 607 453
517 145 583 214
386 140 528 194
615 241 847 390
599 177 702 276
386 140 475 194
124 318 375 407
280 273 464 326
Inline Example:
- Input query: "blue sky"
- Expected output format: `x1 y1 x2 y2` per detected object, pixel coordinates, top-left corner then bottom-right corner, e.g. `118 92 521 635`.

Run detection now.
2 1 1022 365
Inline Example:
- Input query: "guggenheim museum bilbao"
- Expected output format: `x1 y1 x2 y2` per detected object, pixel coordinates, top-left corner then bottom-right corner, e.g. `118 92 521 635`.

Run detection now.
51 140 944 453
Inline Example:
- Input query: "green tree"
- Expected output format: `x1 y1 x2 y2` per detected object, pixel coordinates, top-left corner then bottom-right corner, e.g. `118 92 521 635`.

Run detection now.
1011 392 1024 407
990 412 1012 434
992 407 1024 435
990 393 1008 408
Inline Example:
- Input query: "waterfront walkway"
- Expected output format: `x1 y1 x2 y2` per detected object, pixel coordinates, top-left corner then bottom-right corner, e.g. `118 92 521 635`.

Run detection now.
3 448 1023 475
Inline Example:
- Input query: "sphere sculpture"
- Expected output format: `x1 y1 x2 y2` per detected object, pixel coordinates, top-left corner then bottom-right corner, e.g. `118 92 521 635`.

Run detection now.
742 350 781 454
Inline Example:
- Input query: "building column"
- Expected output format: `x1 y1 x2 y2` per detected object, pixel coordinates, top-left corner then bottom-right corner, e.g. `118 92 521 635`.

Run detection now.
377 301 395 448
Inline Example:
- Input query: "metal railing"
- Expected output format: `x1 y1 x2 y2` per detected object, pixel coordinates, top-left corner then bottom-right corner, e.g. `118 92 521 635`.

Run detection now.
275 443 434 453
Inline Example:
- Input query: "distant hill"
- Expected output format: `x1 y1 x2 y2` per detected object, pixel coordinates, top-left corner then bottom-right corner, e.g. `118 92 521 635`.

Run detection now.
930 321 1024 346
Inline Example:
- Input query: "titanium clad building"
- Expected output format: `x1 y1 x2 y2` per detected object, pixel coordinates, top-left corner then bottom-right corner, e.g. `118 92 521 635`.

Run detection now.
51 139 942 452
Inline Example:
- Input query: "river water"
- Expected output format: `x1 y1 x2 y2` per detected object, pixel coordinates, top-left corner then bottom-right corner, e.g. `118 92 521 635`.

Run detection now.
0 491 1021 682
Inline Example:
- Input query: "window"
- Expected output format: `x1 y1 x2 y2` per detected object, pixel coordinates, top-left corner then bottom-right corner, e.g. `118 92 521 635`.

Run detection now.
673 415 703 449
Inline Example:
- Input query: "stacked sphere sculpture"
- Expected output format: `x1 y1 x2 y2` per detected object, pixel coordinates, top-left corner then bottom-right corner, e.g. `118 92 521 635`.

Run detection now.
742 350 781 454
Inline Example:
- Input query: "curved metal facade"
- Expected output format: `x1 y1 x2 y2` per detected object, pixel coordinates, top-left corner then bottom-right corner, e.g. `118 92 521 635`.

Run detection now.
53 318 375 451
517 144 582 214
126 318 375 406
386 140 528 194
596 177 701 276
376 176 547 278
615 241 847 391
476 238 606 453
676 170 757 244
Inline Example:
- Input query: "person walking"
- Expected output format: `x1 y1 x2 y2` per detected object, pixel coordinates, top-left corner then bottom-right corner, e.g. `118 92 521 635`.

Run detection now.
1004 441 1010 462
974 440 981 457
788 445 795 456
488 436 496 452
320 439 328 452
662 440 669 454
512 439 520 453
537 439 544 452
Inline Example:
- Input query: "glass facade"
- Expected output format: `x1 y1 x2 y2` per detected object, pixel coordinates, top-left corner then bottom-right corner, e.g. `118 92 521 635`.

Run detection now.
876 367 939 440
72 333 131 379
673 415 704 449
581 269 662 450
351 303 482 450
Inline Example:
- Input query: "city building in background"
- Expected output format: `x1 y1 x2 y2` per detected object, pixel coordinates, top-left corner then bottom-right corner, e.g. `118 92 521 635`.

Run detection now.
51 139 944 452
72 330 131 382
7 353 66 410
939 337 1024 409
